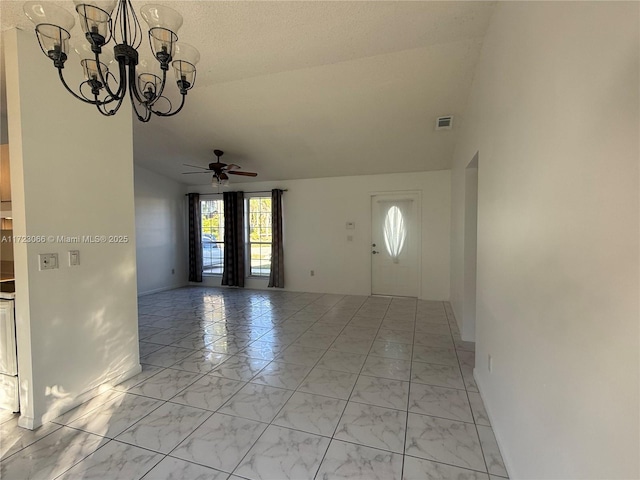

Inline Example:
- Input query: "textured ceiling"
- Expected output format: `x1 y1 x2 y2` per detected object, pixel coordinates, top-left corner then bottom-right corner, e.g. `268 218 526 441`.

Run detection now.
1 1 496 184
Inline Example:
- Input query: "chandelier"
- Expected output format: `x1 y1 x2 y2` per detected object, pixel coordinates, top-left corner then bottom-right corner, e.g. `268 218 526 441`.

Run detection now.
23 1 200 122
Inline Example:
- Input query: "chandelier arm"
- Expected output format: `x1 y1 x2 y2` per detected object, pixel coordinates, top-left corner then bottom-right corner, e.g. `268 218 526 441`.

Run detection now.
150 93 186 117
58 68 105 105
128 77 152 122
112 61 128 99
146 95 172 114
93 52 124 100
94 96 115 116
161 96 173 113
78 81 98 102
93 62 129 113
105 17 114 45
131 98 152 122
97 87 127 116
77 76 121 106
127 61 149 106
148 69 168 107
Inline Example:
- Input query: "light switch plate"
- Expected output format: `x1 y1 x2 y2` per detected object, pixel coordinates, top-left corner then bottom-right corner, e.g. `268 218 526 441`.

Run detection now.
39 253 58 271
69 250 80 266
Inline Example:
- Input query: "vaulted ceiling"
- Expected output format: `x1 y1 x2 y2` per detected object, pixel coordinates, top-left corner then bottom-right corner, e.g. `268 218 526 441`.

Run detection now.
1 1 496 184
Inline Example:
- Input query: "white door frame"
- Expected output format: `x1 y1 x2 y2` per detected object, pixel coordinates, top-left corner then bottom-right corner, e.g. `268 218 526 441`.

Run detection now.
369 190 422 298
463 153 479 341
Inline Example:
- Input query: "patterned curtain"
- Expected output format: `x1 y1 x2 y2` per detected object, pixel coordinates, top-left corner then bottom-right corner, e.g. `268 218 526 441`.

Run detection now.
221 191 245 287
268 189 285 288
187 193 203 282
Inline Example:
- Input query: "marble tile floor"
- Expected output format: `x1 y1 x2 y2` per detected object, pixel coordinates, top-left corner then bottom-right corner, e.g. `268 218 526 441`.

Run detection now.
0 287 509 480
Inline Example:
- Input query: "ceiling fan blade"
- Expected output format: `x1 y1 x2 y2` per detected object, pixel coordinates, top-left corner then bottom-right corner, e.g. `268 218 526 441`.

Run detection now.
228 171 258 177
182 171 212 174
183 163 210 170
226 164 241 171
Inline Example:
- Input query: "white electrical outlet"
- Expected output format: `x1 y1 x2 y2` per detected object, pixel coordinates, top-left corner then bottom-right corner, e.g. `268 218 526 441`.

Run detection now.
39 253 58 271
488 354 493 373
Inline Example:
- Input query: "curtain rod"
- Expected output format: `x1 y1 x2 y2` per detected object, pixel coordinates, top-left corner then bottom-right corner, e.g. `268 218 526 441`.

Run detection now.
185 189 288 197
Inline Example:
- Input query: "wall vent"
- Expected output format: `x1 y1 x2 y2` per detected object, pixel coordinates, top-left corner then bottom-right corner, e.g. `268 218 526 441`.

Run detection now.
435 116 453 130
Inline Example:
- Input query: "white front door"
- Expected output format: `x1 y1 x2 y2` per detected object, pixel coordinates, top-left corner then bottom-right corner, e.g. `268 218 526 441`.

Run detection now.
371 193 419 297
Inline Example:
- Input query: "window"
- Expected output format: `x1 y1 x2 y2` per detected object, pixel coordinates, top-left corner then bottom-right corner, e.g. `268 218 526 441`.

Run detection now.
383 205 407 263
247 197 272 277
199 196 273 277
201 198 224 275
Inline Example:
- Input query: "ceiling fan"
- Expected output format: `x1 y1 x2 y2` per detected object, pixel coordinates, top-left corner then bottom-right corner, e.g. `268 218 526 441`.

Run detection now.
182 150 258 185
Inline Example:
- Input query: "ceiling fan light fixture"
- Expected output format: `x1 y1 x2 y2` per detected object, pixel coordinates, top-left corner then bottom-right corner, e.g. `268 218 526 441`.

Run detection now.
219 171 229 186
212 174 229 187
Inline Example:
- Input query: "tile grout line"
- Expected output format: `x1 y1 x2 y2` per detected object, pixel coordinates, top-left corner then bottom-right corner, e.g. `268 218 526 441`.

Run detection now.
4 291 470 479
444 301 492 476
42 293 306 479
133 295 315 412
204 295 366 478
400 297 420 480
141 303 484 470
49 437 118 479
151 292 318 476
116 314 261 475
0 421 65 462
311 297 393 480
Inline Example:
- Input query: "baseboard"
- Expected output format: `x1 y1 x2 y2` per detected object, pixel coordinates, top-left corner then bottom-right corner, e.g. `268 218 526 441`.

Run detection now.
102 363 142 390
18 413 34 429
450 302 464 334
30 364 143 429
474 368 514 479
138 284 188 297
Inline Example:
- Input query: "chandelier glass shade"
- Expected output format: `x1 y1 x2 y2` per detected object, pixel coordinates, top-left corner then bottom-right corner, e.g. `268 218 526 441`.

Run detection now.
23 0 200 122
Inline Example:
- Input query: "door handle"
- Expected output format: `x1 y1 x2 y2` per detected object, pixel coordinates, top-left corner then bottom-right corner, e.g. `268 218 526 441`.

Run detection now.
372 250 379 254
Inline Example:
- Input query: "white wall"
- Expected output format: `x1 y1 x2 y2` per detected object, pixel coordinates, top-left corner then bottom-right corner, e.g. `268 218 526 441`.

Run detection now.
5 29 140 428
190 170 451 300
450 3 639 478
134 165 188 295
